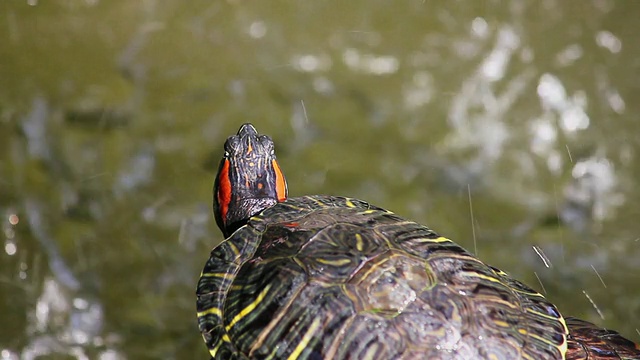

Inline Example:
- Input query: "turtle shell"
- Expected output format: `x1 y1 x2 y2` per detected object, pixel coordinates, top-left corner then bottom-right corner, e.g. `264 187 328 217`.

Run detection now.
196 195 570 359
566 317 640 360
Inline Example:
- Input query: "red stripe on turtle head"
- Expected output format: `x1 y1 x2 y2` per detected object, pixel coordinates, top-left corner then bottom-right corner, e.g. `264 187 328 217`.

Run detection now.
215 159 232 227
272 159 288 202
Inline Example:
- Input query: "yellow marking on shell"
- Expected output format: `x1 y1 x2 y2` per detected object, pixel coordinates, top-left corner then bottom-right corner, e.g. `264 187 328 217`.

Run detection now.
362 345 379 359
518 325 567 358
208 339 223 358
250 277 307 357
355 233 364 252
317 257 352 266
475 298 518 310
227 241 240 259
411 236 454 244
200 272 233 279
494 269 509 276
356 255 399 284
197 306 222 318
311 197 327 206
493 320 509 328
292 257 307 271
523 331 565 350
525 307 564 321
421 279 437 292
345 198 356 207
340 284 350 296
532 311 569 358
508 285 546 297
462 271 505 284
225 284 271 331
557 314 569 359
286 316 322 360
222 333 231 342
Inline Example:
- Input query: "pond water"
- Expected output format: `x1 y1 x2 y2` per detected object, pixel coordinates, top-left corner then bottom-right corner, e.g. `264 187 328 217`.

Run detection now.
1 1 639 359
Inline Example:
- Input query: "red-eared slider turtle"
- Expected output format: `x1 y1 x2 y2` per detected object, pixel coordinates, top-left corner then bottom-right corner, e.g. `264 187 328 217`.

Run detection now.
196 123 640 359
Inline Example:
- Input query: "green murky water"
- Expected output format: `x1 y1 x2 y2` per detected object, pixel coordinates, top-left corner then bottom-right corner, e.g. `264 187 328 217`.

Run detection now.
1 1 639 358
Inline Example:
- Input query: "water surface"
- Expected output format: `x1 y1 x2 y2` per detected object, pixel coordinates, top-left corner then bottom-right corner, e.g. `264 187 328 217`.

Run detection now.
1 1 639 358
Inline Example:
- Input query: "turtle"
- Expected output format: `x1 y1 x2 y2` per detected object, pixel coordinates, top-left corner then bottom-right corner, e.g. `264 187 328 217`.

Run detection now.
196 123 640 359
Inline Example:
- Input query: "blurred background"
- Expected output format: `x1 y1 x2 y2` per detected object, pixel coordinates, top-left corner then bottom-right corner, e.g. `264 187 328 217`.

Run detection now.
1 1 639 359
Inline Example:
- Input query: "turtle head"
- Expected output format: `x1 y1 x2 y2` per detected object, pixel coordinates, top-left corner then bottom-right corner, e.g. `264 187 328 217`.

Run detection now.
213 123 288 237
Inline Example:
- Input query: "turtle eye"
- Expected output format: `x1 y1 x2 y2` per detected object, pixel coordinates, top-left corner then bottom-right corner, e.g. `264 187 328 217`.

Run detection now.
224 136 241 155
259 135 271 146
259 135 275 155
